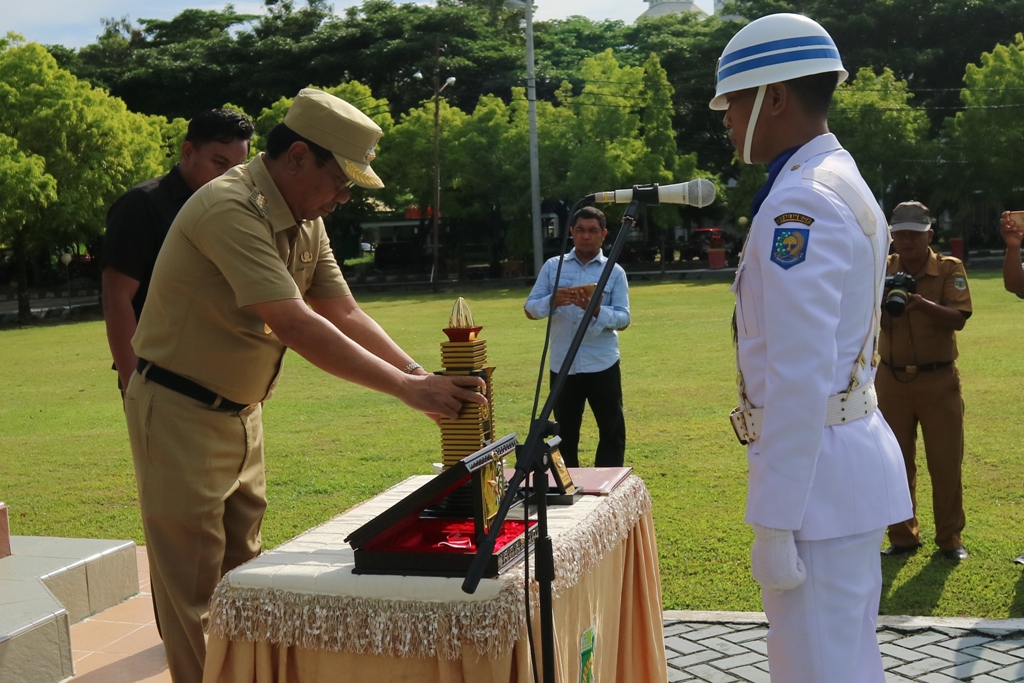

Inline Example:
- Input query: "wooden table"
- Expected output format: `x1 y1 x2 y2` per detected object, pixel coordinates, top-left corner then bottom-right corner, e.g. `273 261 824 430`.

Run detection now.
203 474 666 683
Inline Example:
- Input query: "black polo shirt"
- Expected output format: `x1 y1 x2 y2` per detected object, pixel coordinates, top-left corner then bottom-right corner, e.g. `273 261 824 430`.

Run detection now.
102 165 193 321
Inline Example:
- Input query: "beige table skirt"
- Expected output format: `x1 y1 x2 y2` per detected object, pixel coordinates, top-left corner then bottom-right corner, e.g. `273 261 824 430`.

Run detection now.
203 474 665 683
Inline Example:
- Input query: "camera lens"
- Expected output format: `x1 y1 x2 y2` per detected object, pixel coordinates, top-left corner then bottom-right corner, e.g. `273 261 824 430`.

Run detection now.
884 289 908 317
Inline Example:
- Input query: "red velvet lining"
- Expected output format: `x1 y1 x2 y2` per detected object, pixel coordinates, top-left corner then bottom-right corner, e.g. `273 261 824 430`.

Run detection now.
363 515 535 555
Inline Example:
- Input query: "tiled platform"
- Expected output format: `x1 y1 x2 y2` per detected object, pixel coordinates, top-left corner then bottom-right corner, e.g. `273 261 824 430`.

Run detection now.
69 546 168 682
0 536 138 683
663 611 1024 682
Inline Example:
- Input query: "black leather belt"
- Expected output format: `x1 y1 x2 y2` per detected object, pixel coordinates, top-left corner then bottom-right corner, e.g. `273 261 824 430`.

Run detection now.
137 359 254 412
881 359 953 374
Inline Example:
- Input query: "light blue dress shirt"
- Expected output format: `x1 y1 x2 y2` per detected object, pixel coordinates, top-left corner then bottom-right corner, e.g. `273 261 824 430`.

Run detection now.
524 248 630 375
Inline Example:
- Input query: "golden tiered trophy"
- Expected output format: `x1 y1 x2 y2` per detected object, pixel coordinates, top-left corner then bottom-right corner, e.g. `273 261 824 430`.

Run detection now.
438 298 495 468
434 298 506 529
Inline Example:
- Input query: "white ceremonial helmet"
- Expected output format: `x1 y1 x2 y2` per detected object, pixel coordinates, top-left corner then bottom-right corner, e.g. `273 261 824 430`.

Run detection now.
710 13 848 163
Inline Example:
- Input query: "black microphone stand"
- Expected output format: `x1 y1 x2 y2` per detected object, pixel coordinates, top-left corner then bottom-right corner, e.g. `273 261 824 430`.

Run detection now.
462 198 644 682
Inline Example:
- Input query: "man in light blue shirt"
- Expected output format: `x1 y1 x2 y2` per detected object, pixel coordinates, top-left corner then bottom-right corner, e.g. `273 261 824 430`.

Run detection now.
524 206 630 467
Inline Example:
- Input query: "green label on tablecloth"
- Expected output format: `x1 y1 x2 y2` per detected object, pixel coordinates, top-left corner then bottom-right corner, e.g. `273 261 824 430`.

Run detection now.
579 626 595 683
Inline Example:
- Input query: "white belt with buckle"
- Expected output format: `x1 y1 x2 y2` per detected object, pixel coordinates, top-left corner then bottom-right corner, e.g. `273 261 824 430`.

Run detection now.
730 381 878 445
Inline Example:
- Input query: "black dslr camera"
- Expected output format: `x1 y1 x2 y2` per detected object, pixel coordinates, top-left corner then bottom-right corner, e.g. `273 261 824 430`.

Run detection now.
883 272 916 317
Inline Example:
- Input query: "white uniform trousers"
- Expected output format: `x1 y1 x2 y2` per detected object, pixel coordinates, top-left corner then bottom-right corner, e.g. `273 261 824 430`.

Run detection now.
761 528 886 683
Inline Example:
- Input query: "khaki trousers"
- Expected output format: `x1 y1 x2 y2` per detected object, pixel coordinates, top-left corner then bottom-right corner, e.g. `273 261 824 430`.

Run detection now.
876 363 965 550
125 371 266 683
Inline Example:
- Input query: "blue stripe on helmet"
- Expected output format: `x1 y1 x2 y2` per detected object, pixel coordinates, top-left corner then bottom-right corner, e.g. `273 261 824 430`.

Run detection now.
716 47 841 84
719 35 836 69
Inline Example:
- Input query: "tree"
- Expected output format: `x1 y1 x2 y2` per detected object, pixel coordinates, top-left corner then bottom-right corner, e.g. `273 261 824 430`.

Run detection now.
531 16 630 99
0 39 166 321
943 33 1024 236
556 50 646 202
75 10 258 118
625 12 740 182
830 67 932 210
0 134 58 313
633 53 683 239
252 0 333 41
731 0 1024 134
54 2 753 268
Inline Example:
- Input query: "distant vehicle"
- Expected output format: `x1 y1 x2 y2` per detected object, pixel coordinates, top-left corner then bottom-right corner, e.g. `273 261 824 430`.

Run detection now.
360 242 373 253
681 228 741 261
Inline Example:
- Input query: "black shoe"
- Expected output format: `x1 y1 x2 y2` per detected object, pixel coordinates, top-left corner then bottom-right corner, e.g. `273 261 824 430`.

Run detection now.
941 546 969 561
1014 553 1024 565
881 544 921 556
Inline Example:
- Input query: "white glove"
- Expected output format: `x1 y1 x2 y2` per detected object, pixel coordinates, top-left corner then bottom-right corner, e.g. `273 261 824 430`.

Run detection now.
750 523 806 594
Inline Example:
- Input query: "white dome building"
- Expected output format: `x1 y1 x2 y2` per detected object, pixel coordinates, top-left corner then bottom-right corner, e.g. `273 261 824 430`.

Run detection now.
639 0 708 19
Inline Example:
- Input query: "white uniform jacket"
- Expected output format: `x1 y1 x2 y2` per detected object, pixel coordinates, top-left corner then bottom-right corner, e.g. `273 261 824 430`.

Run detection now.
733 133 912 541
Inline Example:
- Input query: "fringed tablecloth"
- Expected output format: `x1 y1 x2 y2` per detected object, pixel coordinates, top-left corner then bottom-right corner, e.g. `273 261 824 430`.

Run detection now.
203 474 666 683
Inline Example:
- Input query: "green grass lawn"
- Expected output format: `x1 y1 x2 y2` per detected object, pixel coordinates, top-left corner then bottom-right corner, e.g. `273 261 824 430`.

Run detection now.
3 272 1024 617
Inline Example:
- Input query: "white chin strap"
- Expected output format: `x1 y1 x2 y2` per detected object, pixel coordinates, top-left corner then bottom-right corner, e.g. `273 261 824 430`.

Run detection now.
742 85 767 165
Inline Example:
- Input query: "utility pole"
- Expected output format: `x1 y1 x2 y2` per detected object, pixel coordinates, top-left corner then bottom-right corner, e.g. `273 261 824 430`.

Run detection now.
525 1 543 277
425 40 455 291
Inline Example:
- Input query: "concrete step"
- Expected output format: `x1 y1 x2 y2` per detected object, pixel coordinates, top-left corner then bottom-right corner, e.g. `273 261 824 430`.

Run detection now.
0 536 139 683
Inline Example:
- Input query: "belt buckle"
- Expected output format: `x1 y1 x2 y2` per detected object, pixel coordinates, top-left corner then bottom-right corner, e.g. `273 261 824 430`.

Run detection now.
905 365 917 374
730 408 750 446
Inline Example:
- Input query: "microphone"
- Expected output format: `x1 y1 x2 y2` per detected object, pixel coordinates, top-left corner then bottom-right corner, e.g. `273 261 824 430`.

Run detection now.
587 179 716 208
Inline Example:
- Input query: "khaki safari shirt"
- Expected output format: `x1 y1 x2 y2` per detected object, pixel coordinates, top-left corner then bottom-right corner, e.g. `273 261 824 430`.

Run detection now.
879 248 971 367
132 154 350 404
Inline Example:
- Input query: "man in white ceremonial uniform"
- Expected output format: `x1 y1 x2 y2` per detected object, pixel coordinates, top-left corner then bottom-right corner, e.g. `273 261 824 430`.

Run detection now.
711 14 913 682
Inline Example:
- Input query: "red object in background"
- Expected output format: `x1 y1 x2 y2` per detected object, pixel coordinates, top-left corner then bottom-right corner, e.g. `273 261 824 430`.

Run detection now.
707 248 727 269
951 237 965 260
404 205 422 219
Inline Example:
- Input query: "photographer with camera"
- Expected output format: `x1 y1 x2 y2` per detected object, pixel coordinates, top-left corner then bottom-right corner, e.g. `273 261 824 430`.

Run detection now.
878 201 973 561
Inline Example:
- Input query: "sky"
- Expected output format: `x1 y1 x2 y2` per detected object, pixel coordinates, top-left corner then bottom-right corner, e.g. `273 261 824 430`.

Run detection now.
6 0 715 50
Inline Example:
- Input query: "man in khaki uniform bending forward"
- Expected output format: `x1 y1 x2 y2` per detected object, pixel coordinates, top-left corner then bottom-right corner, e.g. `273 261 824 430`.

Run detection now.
124 89 486 683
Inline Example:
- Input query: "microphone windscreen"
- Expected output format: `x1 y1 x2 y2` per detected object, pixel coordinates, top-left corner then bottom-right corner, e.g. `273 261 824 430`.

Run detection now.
688 178 716 208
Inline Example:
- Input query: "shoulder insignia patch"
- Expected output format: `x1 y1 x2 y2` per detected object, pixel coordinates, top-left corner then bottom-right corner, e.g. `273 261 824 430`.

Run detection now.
248 188 268 217
954 273 967 291
770 228 810 270
774 213 814 226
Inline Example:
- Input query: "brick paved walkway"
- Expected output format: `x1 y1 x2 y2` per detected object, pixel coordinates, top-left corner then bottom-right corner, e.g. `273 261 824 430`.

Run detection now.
663 611 1024 682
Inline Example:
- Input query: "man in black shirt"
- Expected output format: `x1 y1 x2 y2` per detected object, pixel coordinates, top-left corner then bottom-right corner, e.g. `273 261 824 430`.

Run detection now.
102 109 254 391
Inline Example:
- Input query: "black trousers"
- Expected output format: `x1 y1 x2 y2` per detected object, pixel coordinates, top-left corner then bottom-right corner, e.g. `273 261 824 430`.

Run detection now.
550 361 625 468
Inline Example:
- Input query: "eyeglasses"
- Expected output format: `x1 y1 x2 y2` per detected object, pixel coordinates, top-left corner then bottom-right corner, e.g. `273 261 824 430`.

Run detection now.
323 162 355 191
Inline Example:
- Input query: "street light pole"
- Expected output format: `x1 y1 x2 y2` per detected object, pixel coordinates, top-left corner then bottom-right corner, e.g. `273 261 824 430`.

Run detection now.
432 61 441 289
418 44 455 290
524 0 544 278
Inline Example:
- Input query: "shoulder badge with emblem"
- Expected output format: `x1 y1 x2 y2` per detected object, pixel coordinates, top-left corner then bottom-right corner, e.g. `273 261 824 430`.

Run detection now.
770 227 810 270
769 213 814 270
954 272 968 291
248 188 268 217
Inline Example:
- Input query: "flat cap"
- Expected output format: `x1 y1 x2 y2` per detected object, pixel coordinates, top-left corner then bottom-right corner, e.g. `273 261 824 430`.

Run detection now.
284 88 383 189
889 201 933 232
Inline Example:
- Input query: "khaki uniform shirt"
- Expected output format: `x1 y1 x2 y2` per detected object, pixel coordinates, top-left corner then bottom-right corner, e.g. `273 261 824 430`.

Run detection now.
879 248 971 366
132 154 350 403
